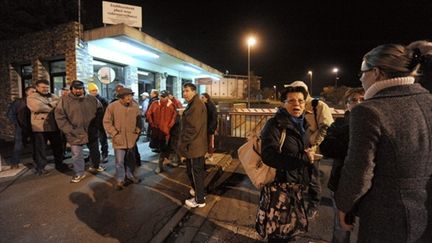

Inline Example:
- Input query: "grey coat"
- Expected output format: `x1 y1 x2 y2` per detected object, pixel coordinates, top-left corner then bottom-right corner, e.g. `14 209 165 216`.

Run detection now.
179 94 208 159
27 92 60 132
335 84 432 242
55 93 102 145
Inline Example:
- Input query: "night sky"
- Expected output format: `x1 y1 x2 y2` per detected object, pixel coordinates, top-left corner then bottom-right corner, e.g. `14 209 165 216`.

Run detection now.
4 0 432 94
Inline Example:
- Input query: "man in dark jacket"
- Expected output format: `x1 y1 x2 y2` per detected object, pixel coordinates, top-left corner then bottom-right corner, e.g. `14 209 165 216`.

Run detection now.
179 83 208 208
55 80 104 183
200 93 217 161
88 82 109 163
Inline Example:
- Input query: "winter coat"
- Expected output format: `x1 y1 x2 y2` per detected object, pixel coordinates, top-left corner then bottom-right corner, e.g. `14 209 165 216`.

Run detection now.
55 93 102 145
205 101 218 135
146 99 177 140
320 112 350 192
335 83 432 242
304 96 334 148
103 100 142 149
179 94 207 158
27 92 60 132
261 108 311 185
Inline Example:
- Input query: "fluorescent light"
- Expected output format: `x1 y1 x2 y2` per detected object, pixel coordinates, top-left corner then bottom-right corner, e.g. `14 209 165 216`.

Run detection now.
183 65 201 73
138 70 149 76
113 39 159 58
92 60 108 65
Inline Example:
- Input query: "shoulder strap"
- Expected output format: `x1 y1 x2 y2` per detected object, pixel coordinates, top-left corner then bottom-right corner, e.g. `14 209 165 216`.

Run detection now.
278 129 286 153
312 98 319 127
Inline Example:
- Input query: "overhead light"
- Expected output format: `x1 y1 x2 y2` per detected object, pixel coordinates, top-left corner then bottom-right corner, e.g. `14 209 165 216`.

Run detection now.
138 70 149 76
113 39 159 58
194 75 221 81
183 65 201 73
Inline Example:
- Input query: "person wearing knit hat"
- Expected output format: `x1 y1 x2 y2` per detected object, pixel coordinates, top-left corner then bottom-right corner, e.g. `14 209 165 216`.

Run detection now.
87 82 109 164
288 80 334 220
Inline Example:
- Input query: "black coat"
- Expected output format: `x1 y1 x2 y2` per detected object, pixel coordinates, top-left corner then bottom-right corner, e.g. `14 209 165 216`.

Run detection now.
260 108 311 185
205 101 217 135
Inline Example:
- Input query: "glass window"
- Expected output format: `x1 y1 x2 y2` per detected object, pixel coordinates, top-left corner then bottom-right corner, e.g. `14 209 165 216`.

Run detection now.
93 59 125 100
166 76 174 94
50 60 66 73
21 64 33 95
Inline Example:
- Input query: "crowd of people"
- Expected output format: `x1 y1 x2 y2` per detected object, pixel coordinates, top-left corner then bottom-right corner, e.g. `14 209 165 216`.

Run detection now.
5 40 432 242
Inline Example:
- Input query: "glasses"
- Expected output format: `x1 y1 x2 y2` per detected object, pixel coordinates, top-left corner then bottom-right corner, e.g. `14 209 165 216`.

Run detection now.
348 97 364 103
357 68 374 77
286 99 305 105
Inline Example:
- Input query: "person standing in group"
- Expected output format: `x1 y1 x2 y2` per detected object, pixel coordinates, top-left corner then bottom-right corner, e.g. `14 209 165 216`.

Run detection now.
140 92 150 140
27 79 67 175
335 44 432 242
257 86 315 241
103 88 142 190
147 89 160 152
179 83 208 208
319 87 364 243
146 90 177 173
288 80 334 220
6 86 36 169
200 93 217 161
55 80 105 183
168 92 183 109
88 82 109 164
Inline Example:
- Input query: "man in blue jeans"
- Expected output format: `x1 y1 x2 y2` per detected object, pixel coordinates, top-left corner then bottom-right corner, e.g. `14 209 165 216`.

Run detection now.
55 80 104 183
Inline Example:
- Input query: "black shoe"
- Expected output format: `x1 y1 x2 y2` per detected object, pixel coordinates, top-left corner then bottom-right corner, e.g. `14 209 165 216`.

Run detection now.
36 169 51 176
101 155 109 164
307 207 319 220
55 163 71 172
125 176 142 184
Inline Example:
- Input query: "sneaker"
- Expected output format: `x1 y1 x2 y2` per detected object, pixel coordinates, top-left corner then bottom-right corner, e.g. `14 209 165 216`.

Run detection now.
70 174 86 183
171 161 179 167
155 167 163 174
185 198 206 208
307 207 319 220
101 155 109 164
189 188 195 197
88 166 105 173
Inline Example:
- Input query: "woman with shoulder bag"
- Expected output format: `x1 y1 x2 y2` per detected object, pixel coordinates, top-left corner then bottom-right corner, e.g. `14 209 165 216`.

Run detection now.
257 86 317 242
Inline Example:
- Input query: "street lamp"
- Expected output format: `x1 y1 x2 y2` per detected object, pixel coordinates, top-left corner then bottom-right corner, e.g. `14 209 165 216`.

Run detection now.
332 67 339 88
247 36 256 108
273 85 277 100
307 70 313 96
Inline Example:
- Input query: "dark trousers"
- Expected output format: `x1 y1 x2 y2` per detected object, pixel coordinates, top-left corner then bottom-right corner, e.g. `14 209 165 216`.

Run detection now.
88 133 101 168
33 131 64 171
98 126 108 157
308 160 322 208
186 156 206 203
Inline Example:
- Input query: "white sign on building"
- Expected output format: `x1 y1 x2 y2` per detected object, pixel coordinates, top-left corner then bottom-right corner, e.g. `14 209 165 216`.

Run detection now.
102 1 142 28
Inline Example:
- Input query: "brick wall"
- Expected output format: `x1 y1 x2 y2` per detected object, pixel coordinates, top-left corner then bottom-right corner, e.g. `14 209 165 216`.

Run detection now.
0 22 81 139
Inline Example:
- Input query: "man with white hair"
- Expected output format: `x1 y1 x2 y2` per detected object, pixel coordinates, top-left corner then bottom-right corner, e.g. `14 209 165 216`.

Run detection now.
288 80 334 220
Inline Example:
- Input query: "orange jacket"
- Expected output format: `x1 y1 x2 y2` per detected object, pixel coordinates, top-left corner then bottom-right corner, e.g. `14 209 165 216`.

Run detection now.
146 99 177 139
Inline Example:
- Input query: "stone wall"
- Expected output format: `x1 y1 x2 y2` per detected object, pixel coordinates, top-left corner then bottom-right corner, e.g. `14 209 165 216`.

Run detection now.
0 22 81 139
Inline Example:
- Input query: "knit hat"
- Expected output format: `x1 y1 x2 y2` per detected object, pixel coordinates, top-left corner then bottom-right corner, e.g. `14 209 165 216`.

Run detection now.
88 83 98 92
140 92 149 97
117 88 134 97
288 80 309 92
70 80 84 90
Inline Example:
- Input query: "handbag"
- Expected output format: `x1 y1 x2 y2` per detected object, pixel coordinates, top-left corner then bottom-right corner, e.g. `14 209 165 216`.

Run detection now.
238 129 286 189
256 182 308 240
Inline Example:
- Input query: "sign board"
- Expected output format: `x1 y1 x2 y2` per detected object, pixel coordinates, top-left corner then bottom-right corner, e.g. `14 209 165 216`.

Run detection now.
97 67 116 84
102 1 142 28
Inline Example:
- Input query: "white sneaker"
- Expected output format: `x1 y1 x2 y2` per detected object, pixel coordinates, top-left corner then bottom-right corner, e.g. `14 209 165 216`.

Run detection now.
185 198 206 208
189 188 195 197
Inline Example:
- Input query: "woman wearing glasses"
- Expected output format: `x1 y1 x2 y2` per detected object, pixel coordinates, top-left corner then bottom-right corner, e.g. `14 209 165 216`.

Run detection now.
256 86 316 242
335 44 432 242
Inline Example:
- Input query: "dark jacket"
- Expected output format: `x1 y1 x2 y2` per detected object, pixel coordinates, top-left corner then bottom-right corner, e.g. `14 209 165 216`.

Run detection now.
55 93 102 145
261 108 311 185
335 84 432 242
179 94 207 158
320 112 350 192
205 101 218 135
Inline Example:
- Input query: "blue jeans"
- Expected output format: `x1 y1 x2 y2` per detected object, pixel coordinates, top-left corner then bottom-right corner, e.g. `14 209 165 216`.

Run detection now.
71 145 85 176
10 126 23 165
114 149 134 182
331 192 351 243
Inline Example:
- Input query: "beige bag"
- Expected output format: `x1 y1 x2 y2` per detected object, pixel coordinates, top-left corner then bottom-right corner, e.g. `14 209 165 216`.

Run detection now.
238 129 286 189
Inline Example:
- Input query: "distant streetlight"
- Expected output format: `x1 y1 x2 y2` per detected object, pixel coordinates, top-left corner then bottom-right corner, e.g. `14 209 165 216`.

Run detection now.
332 67 339 88
273 85 277 100
247 36 256 108
307 70 313 96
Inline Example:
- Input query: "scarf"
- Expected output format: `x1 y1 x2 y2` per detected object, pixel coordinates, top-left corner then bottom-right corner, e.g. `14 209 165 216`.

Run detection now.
289 113 306 135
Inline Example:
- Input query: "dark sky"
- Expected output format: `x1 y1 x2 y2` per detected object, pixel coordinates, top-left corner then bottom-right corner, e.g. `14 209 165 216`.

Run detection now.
3 0 432 94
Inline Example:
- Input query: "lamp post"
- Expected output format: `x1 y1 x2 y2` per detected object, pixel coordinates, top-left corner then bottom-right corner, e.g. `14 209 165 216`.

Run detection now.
273 85 277 100
332 67 339 88
307 70 313 96
247 36 256 108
